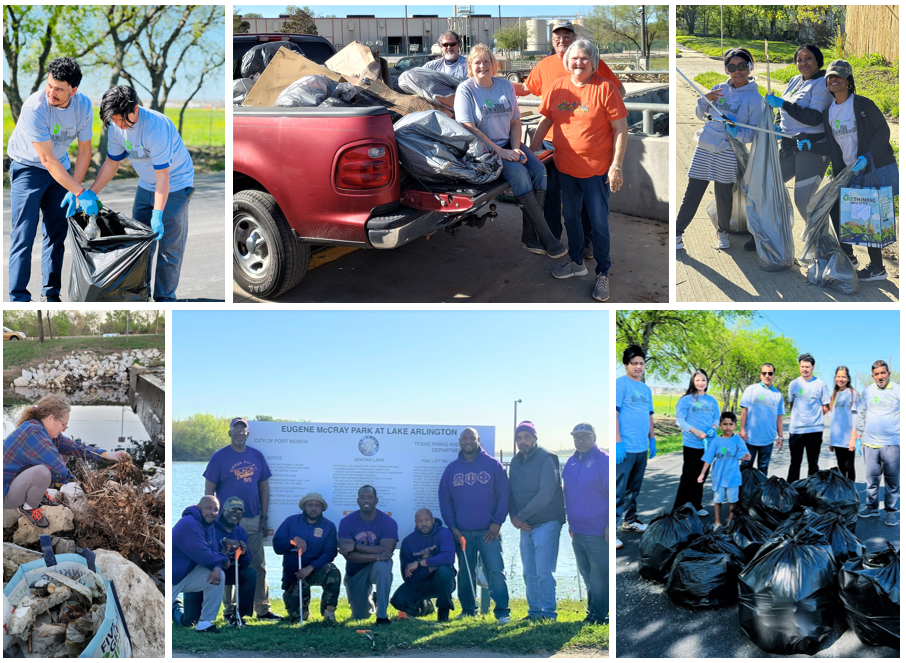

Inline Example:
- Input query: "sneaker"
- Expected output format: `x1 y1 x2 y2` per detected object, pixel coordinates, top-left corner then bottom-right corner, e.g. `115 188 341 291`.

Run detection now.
592 274 610 302
621 520 648 533
847 254 861 270
18 505 49 528
418 599 435 616
552 260 588 279
744 237 756 251
885 511 898 527
583 616 606 626
40 295 62 302
696 508 709 517
583 241 594 260
375 617 391 625
676 235 684 250
496 615 511 625
172 598 185 626
256 611 283 621
438 608 450 622
457 611 478 620
521 240 546 255
857 265 887 281
858 506 879 518
195 621 221 634
39 492 56 506
715 231 730 249
323 611 337 624
615 538 623 549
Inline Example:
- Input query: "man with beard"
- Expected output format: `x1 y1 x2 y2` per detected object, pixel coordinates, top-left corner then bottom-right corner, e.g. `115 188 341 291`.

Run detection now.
423 30 468 79
438 426 511 623
273 492 341 623
390 508 456 621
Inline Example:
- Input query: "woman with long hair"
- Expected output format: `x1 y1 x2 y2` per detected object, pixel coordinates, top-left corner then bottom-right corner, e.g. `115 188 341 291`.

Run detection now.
828 366 859 481
673 369 721 514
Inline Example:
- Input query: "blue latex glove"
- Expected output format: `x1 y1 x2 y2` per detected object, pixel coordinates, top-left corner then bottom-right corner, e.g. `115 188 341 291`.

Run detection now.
797 139 811 152
615 442 626 465
705 427 717 439
851 155 868 173
765 94 783 109
77 189 99 216
774 125 783 141
150 209 164 240
649 437 657 459
61 192 78 217
723 115 738 138
855 438 862 457
702 437 709 454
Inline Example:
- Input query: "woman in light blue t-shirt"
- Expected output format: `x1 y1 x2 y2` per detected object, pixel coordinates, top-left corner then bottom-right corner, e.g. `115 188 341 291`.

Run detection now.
829 365 859 481
673 369 720 514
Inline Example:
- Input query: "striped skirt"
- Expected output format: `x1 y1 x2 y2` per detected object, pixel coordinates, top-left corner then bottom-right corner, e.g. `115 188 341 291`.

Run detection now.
687 146 739 185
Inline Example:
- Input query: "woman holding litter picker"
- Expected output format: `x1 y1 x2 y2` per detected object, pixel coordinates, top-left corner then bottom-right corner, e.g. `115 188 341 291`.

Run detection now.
797 59 897 282
763 44 834 251
675 48 763 251
673 369 721 515
829 366 859 481
3 394 130 528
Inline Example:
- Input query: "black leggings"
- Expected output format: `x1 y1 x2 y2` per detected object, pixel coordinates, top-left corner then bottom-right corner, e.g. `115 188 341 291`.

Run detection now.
787 432 823 482
833 446 857 481
674 445 708 511
676 178 734 236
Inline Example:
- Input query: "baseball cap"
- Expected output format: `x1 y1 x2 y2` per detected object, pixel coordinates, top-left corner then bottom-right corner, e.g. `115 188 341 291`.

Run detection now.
230 417 249 429
825 59 852 79
222 496 245 511
571 422 596 435
552 20 576 34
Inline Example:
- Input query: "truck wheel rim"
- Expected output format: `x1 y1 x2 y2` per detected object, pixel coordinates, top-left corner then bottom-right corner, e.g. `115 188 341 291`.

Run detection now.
234 214 270 280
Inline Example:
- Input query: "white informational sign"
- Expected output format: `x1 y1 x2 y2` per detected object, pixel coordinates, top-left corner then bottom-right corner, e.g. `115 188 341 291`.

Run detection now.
247 421 495 545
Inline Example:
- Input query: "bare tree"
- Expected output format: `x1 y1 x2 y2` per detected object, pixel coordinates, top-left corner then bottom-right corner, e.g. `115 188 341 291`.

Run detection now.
37 311 45 343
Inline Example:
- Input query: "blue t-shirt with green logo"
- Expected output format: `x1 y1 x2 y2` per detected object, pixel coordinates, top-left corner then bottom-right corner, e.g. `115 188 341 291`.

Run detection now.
702 434 748 488
7 90 93 171
858 382 900 447
788 376 830 434
740 382 784 446
616 375 653 454
675 393 720 450
454 77 519 147
107 107 194 192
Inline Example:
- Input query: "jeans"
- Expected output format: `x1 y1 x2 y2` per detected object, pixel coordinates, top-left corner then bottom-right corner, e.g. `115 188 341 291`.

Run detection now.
519 519 562 619
676 177 733 236
132 185 192 301
173 566 224 625
740 443 773 475
499 143 546 197
833 446 857 481
457 529 510 618
344 560 393 619
674 446 708 511
8 161 69 301
390 565 456 615
863 445 900 512
237 515 270 615
545 159 594 243
560 171 611 275
779 145 828 225
572 533 608 623
184 565 257 624
787 432 823 482
616 450 648 525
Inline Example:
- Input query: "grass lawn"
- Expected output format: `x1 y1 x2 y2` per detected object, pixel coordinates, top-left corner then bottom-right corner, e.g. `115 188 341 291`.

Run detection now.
3 335 165 370
172 598 607 656
677 35 799 63
649 58 668 70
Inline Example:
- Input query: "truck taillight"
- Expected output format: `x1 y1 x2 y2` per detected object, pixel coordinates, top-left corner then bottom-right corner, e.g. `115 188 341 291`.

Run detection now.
336 145 392 190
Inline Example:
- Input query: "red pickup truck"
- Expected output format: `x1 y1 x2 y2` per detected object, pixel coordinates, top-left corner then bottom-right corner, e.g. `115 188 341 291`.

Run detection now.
233 34 546 298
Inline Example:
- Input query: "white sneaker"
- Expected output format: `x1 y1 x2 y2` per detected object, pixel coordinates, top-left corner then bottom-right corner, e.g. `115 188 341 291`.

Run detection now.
621 520 648 533
676 235 685 249
715 231 730 249
497 615 511 625
696 508 709 517
615 538 623 549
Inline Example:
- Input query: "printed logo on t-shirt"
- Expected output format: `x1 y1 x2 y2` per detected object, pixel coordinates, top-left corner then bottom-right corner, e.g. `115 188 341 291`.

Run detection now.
453 471 491 486
353 530 378 545
313 527 324 538
585 459 595 469
52 123 62 135
832 117 856 138
416 544 437 560
229 461 258 483
50 123 76 146
626 391 648 405
479 96 512 119
556 100 589 113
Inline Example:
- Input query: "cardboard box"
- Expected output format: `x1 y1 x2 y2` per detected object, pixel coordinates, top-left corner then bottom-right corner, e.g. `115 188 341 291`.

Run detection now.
325 42 376 80
242 47 345 107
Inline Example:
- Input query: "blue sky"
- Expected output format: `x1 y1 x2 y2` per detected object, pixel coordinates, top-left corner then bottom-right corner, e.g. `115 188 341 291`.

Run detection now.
236 4 595 19
173 310 608 452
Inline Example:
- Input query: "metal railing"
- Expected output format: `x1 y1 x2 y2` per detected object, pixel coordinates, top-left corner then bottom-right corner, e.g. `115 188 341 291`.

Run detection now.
518 100 669 135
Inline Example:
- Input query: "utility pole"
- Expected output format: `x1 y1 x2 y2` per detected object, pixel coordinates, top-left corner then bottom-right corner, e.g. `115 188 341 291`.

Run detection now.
639 5 649 70
513 399 522 458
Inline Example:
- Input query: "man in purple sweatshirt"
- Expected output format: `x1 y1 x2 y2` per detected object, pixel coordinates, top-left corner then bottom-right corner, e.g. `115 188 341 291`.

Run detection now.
562 423 608 625
390 508 456 621
438 426 511 624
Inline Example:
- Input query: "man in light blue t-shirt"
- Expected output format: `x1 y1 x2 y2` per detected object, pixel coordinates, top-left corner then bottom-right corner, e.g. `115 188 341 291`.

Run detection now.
739 363 785 474
84 86 194 302
786 353 830 482
423 31 468 80
6 58 94 302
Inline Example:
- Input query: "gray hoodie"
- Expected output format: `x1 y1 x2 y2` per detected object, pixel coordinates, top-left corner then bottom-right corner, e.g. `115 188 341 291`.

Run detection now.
777 72 833 135
693 78 763 153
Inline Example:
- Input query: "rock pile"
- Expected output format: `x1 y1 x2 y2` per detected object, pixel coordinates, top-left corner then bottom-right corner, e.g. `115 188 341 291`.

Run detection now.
11 349 161 392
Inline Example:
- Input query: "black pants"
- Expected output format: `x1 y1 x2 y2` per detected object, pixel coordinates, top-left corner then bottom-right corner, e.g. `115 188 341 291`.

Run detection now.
830 200 883 267
674 446 708 511
676 178 734 236
787 432 823 482
390 566 456 615
833 446 857 481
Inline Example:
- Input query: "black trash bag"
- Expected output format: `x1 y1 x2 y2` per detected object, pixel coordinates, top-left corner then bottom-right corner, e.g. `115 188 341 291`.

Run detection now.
770 509 863 567
240 42 306 79
749 476 801 529
794 467 860 532
665 530 746 608
739 466 768 509
724 512 773 562
838 543 900 649
738 527 839 655
771 506 827 539
398 67 461 105
68 207 155 302
638 503 704 582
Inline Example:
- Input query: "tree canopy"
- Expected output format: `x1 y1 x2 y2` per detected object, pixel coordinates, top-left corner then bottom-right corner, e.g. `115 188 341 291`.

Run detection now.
585 5 669 58
280 6 318 35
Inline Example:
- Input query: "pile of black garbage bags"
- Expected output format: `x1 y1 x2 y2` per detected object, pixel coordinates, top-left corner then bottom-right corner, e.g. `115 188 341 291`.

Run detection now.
637 467 899 655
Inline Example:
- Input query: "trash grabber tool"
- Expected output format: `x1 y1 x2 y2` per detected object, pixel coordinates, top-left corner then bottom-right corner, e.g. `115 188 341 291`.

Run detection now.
232 548 242 628
459 536 477 606
356 630 378 651
295 545 305 627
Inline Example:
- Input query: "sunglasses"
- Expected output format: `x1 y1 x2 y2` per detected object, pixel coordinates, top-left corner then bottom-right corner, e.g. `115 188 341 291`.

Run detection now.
441 43 459 47
726 62 750 73
761 371 774 376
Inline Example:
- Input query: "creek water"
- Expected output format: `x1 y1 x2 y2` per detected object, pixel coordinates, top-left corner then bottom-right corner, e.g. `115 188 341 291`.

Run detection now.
174 461 584 602
3 402 148 454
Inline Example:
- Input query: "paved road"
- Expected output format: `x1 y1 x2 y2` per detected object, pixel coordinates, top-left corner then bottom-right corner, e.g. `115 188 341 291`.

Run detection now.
674 47 899 303
616 416 899 658
3 173 225 302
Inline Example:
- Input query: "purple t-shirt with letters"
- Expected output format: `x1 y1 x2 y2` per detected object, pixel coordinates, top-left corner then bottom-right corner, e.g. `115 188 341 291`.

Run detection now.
338 509 399 576
203 446 272 517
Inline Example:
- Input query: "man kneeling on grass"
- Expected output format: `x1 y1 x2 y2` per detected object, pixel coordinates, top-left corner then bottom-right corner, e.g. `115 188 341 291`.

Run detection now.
697 412 751 528
390 508 456 622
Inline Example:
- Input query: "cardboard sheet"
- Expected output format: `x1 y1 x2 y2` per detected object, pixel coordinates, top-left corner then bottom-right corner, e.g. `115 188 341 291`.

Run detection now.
242 47 345 107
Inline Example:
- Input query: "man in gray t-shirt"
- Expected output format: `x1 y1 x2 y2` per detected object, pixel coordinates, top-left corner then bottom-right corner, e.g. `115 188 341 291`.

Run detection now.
6 57 94 302
424 30 468 80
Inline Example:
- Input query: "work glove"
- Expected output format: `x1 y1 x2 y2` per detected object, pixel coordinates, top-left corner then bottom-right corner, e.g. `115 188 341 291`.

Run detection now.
615 441 626 465
855 438 862 457
851 155 868 173
76 189 99 216
61 192 78 217
765 94 783 109
649 437 657 459
151 209 164 240
797 139 811 152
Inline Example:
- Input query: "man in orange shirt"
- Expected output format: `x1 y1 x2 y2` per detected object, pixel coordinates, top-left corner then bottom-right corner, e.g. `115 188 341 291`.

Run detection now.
514 21 626 256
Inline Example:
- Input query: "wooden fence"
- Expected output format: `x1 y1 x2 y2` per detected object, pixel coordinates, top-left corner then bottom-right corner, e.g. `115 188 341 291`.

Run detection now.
845 5 899 61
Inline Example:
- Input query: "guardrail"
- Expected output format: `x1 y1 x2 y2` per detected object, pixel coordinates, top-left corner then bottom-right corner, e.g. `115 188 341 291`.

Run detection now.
519 101 669 134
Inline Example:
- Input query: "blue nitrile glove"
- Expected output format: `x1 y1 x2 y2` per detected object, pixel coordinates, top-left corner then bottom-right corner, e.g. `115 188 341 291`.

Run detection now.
723 114 738 138
765 94 783 109
774 125 783 140
851 155 868 173
705 427 717 439
615 442 626 465
150 209 164 240
798 140 811 152
61 192 78 217
855 438 862 457
76 189 99 216
649 437 657 459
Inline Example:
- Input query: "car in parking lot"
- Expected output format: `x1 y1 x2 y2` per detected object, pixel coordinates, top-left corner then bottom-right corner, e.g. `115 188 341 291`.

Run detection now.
389 54 439 73
3 326 26 341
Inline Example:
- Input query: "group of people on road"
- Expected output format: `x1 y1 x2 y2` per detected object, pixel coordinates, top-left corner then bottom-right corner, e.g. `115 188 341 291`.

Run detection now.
442 21 629 302
676 44 896 284
7 56 195 302
171 417 607 634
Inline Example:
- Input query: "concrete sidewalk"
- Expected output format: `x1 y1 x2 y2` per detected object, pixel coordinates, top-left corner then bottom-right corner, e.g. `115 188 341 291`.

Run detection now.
674 47 899 303
615 415 899 658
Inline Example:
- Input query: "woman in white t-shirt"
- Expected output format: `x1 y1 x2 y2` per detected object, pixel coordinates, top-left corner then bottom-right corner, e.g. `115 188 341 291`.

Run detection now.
828 365 859 481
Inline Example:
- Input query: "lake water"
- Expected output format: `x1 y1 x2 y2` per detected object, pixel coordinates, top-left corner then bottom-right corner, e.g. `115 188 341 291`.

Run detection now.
174 462 583 601
3 403 148 454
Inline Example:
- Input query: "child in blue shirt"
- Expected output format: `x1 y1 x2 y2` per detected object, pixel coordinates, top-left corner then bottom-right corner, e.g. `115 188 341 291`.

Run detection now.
698 412 750 527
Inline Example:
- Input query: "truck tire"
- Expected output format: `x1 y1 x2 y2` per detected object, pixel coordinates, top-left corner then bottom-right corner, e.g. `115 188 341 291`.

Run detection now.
233 190 310 299
507 72 522 83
